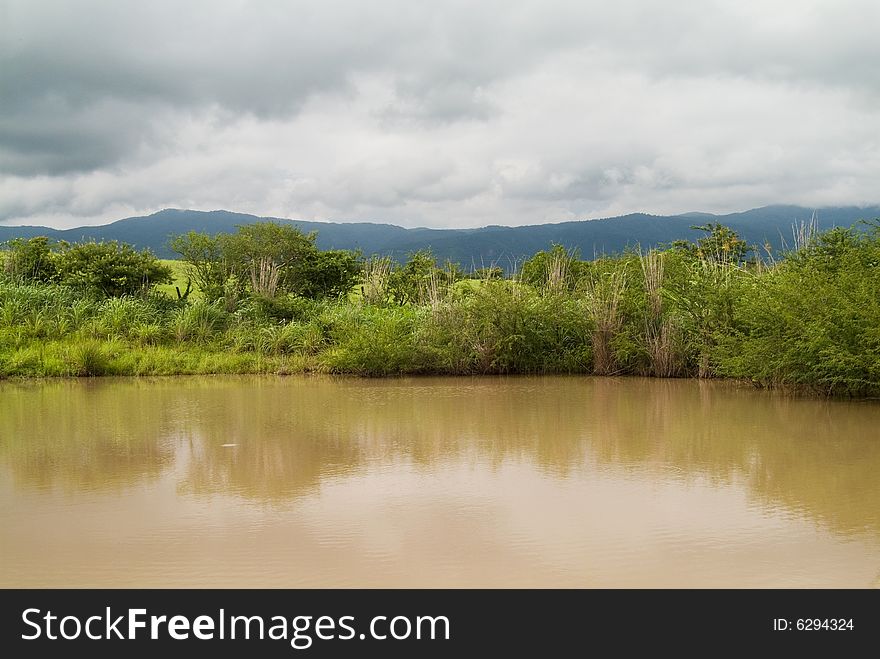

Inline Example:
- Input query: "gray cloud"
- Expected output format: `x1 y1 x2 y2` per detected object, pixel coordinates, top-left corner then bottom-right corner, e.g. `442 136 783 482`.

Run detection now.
1 0 879 227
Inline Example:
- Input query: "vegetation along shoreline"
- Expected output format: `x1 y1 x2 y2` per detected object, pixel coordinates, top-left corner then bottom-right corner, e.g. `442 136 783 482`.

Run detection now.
2 219 879 398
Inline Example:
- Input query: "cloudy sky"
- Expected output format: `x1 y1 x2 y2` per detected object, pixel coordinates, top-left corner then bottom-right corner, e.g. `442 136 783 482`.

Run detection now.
1 0 879 229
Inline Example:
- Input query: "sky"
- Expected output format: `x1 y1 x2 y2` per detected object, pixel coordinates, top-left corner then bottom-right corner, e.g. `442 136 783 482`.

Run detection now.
1 0 879 229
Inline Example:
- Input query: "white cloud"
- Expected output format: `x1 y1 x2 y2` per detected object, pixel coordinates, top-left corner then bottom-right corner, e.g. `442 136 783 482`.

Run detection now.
1 0 879 228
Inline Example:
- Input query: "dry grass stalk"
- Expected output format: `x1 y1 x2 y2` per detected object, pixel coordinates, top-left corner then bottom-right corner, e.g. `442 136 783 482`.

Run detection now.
639 249 679 376
646 319 680 377
792 211 819 252
419 269 444 311
584 268 627 375
361 257 392 305
754 241 776 273
639 249 664 320
545 249 572 293
249 256 280 297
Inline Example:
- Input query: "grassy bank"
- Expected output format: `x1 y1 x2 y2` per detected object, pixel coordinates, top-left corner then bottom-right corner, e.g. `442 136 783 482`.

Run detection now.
2 222 879 396
0 282 587 377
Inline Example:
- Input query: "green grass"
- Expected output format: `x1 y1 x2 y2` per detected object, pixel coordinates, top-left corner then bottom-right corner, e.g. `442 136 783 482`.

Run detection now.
154 259 202 300
4 225 880 397
0 339 310 377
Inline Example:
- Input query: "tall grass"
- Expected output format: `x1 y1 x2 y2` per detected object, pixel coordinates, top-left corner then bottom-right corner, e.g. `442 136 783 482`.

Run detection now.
360 257 392 305
639 249 681 377
67 341 112 377
583 266 627 375
3 223 880 397
249 256 281 298
172 301 225 342
545 248 571 294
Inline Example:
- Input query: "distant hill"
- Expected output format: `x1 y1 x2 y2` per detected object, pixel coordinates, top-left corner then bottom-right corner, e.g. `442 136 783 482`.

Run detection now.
2 205 879 267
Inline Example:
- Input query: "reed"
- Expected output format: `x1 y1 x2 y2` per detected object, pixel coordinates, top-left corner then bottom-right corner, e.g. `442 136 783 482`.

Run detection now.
545 248 571 293
419 269 444 310
583 268 627 375
3 220 880 397
360 256 392 305
639 249 681 377
792 212 819 253
249 256 280 298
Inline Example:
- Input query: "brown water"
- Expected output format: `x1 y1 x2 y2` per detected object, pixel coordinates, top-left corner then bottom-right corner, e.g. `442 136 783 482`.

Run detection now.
1 375 879 588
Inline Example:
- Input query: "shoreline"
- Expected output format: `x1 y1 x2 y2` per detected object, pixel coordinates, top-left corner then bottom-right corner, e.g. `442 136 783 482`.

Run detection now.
1 368 871 401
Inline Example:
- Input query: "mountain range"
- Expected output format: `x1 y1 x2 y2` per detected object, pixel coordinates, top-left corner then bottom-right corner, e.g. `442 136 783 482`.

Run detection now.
2 205 878 266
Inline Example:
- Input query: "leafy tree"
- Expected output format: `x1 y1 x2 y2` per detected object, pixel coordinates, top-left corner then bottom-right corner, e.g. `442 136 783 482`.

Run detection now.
2 236 58 283
223 222 316 295
470 266 504 280
386 250 438 304
54 241 171 297
520 244 589 290
172 223 362 301
289 249 361 299
672 223 751 264
168 231 230 301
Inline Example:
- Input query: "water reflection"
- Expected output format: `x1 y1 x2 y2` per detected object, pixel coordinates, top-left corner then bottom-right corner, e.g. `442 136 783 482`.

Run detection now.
1 375 879 586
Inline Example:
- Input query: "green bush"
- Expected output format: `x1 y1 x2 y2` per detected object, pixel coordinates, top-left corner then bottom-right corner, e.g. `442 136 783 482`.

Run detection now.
322 305 426 375
3 224 880 396
421 282 591 374
55 241 172 297
2 237 58 283
67 341 112 377
521 244 591 292
714 227 880 395
172 301 226 343
170 223 361 301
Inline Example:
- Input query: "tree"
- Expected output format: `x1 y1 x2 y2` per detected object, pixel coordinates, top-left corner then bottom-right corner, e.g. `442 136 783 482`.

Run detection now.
672 223 751 264
386 250 437 304
171 223 362 301
290 249 361 299
171 223 315 300
2 236 58 283
54 241 171 297
168 231 229 301
470 266 504 281
223 222 317 295
520 244 588 291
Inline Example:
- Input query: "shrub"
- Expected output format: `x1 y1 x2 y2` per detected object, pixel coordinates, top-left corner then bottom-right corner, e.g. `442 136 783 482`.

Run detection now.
54 241 171 297
322 305 425 375
2 237 58 283
713 227 880 395
421 282 591 374
67 341 112 376
172 301 226 343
